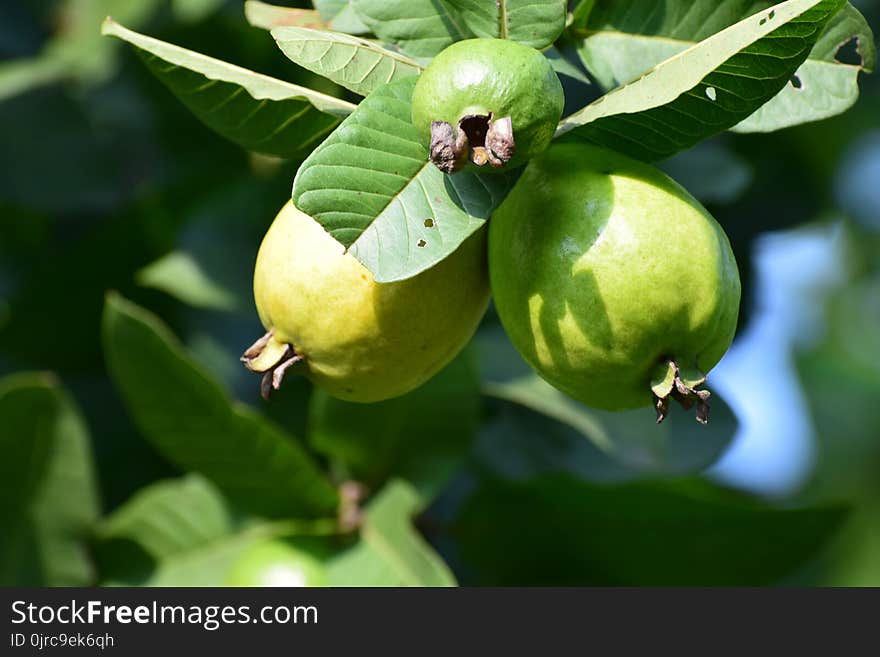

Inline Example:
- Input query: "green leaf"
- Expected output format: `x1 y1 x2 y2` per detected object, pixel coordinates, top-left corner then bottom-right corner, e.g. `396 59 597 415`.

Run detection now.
570 0 597 29
0 374 100 586
310 351 480 504
543 46 591 85
97 475 232 562
101 18 354 158
573 1 874 135
476 328 738 478
560 0 847 161
101 293 339 519
293 77 518 282
136 251 238 312
734 3 876 132
244 1 329 30
0 56 68 102
453 475 848 585
445 0 567 49
313 0 372 34
96 477 338 585
328 480 456 586
272 26 423 97
142 532 259 586
350 0 471 59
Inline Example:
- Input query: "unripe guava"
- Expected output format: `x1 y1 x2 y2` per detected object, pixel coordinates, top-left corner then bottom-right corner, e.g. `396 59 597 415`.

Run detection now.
411 38 564 174
243 202 489 403
225 540 326 587
488 142 741 423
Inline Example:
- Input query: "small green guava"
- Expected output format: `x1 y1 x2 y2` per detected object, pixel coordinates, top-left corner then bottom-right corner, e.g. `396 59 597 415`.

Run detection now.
242 202 489 403
225 540 326 587
411 38 564 174
488 141 741 423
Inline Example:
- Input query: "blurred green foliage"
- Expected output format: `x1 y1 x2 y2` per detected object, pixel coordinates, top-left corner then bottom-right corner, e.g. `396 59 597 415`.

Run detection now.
0 0 878 586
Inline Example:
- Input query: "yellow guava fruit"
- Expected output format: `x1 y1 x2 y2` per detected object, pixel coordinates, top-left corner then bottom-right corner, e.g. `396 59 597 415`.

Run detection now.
243 202 489 403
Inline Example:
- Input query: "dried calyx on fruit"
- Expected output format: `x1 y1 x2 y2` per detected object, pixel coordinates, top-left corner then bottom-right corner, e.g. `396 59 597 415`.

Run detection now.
411 38 564 174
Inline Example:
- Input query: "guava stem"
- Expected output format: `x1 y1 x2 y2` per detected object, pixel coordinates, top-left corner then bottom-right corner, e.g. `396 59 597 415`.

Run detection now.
338 481 366 533
653 359 712 425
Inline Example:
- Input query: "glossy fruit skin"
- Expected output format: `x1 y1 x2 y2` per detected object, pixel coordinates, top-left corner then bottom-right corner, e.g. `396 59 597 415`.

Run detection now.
225 541 326 587
411 38 564 172
489 141 741 410
253 202 490 403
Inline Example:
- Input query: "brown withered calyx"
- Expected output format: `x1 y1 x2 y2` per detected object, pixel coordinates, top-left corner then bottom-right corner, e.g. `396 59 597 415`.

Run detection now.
429 114 515 174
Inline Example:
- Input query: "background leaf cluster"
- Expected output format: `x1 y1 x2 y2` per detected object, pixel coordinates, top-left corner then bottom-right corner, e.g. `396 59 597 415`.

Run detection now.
0 0 878 586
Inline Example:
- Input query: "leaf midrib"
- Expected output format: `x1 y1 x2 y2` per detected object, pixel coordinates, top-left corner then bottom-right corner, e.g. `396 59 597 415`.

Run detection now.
103 18 356 111
273 27 426 71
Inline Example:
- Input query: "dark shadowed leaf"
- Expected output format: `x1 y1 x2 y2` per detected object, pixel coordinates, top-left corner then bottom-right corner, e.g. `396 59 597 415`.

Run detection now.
102 18 354 158
101 293 339 519
350 0 471 59
453 475 848 585
475 328 738 479
0 374 100 586
310 351 480 504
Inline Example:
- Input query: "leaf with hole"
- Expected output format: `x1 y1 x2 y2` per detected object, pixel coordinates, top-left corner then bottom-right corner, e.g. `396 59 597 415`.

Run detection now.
735 3 876 132
102 18 354 158
560 0 847 161
272 26 422 97
293 76 518 282
573 1 874 134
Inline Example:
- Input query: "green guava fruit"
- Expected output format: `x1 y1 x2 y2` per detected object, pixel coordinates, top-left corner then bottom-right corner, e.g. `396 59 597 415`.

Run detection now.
242 201 489 403
411 38 564 174
225 540 326 587
488 141 741 423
